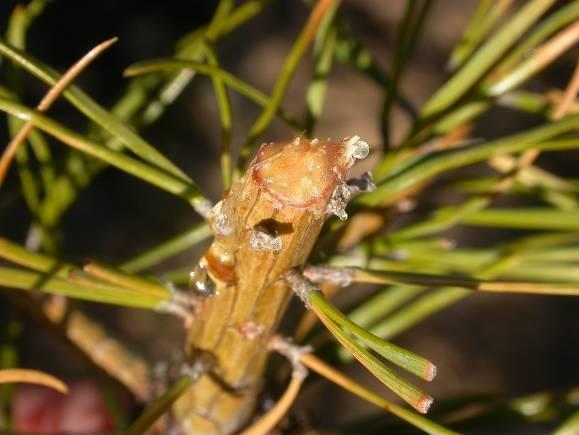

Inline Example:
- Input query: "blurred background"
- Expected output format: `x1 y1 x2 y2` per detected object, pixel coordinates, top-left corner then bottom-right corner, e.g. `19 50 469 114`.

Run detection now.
1 1 579 434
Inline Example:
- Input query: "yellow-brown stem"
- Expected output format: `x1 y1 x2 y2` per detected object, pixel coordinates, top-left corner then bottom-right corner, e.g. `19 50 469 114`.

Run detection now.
174 137 364 434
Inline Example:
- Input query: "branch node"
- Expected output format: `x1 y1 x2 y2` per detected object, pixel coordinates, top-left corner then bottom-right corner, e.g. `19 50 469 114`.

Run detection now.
268 335 312 380
284 269 317 309
303 265 355 287
156 281 199 327
180 352 215 381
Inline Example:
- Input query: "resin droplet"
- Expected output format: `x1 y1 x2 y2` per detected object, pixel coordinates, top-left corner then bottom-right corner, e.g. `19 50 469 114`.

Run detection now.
327 183 351 221
205 244 236 284
249 228 282 251
189 264 217 297
344 135 370 160
210 200 233 236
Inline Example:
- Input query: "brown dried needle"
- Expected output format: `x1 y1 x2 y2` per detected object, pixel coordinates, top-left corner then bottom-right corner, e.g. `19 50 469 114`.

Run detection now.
0 37 118 190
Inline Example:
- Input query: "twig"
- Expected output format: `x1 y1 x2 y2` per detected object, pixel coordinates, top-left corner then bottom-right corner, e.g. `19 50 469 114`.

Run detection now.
176 136 367 431
240 337 311 435
0 37 118 189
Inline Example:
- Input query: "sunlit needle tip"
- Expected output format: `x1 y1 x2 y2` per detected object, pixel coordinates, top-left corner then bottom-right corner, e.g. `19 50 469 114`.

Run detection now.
424 362 437 382
417 395 434 414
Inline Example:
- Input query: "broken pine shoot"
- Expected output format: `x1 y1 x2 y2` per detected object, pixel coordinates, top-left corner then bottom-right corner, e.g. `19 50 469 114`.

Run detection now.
174 136 369 434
